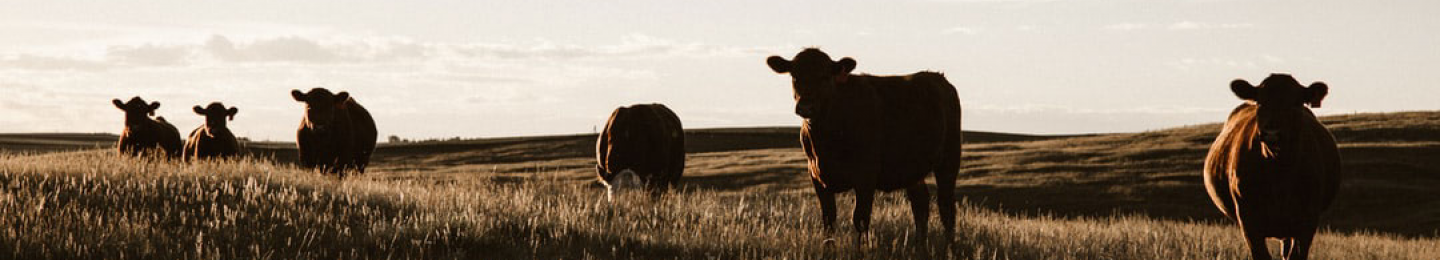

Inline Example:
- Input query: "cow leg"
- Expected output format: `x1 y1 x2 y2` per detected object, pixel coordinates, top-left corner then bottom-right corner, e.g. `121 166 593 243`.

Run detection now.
852 186 876 249
355 154 369 174
1281 238 1294 260
935 166 960 244
812 178 838 233
905 182 930 245
1241 230 1273 260
1287 231 1315 260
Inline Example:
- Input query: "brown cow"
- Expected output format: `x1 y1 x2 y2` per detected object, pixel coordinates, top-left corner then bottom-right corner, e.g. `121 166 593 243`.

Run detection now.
1204 74 1341 260
291 88 377 177
112 97 183 158
594 103 685 201
183 102 240 161
766 48 963 246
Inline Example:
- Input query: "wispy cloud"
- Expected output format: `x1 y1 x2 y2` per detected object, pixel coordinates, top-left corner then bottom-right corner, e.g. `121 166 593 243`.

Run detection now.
1105 21 1255 31
0 34 768 71
941 26 982 35
1164 55 1286 71
1167 21 1254 30
1104 23 1152 31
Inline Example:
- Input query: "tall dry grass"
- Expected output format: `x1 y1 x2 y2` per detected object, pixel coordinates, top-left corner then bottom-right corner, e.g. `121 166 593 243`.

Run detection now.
1 150 1436 259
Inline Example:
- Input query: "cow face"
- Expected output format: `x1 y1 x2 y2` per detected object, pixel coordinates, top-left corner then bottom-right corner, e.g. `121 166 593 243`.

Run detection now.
193 102 238 129
1231 74 1328 151
112 97 161 127
767 48 856 119
291 88 350 133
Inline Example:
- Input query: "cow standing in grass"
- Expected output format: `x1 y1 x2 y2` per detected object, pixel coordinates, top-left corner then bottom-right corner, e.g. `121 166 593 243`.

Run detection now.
595 103 685 201
1204 74 1341 260
112 97 183 158
766 48 963 246
292 88 377 177
183 102 240 161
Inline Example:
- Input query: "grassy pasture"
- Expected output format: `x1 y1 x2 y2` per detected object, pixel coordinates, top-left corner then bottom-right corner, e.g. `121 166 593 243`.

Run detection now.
1 111 1437 259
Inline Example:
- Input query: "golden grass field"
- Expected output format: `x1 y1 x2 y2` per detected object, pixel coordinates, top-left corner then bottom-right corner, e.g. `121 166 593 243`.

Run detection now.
1 111 1437 259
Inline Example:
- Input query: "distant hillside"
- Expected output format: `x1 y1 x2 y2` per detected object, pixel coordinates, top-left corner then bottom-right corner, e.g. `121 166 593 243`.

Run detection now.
951 111 1440 237
0 127 1072 161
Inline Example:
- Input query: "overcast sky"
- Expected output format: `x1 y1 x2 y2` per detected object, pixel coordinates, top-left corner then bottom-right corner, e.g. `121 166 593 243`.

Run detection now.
1 0 1435 141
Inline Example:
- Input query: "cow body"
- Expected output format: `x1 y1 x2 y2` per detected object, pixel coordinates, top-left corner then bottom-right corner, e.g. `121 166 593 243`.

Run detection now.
802 72 960 191
292 88 378 177
183 102 240 160
113 97 183 158
1204 74 1341 260
595 103 685 200
769 48 963 246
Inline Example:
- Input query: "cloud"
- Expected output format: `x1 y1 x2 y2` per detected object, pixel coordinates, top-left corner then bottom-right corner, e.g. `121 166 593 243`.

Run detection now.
0 55 111 71
1167 21 1254 30
1164 55 1285 70
0 34 766 71
1105 21 1254 31
1104 23 1152 31
450 34 768 61
941 26 982 35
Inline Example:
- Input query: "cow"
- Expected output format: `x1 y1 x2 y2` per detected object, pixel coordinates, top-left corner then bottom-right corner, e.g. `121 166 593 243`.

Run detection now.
183 102 241 160
766 48 963 246
1204 73 1341 260
291 88 377 177
594 103 685 202
112 97 183 158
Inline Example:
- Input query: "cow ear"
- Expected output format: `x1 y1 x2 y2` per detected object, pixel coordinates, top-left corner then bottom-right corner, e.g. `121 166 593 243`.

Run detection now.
835 57 856 75
1306 82 1328 108
148 102 161 116
766 56 791 74
291 89 307 102
112 99 126 110
193 105 206 115
1230 79 1256 101
335 91 350 102
227 107 238 121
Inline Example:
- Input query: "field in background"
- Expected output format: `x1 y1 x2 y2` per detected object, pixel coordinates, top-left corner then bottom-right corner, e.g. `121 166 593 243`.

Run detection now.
1 111 1437 259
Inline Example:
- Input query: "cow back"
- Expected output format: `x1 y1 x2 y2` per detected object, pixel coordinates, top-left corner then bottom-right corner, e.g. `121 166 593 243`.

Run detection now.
805 72 962 191
595 104 685 187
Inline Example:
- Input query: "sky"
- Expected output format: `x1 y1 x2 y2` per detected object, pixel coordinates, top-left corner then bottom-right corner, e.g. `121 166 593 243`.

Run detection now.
0 0 1436 142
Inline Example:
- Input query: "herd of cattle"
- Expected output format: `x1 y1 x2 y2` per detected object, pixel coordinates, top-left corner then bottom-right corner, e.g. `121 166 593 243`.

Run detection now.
110 48 1340 259
112 88 377 176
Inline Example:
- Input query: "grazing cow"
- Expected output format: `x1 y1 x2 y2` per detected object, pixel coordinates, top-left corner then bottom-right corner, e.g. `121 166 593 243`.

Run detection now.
1204 74 1341 260
112 97 183 158
183 102 241 160
291 88 377 177
594 103 685 201
766 48 963 245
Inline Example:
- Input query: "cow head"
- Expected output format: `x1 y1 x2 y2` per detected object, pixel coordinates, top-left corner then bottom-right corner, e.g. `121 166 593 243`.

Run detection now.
1230 73 1328 151
291 88 350 133
193 102 238 130
112 97 161 128
602 169 645 202
767 48 856 120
